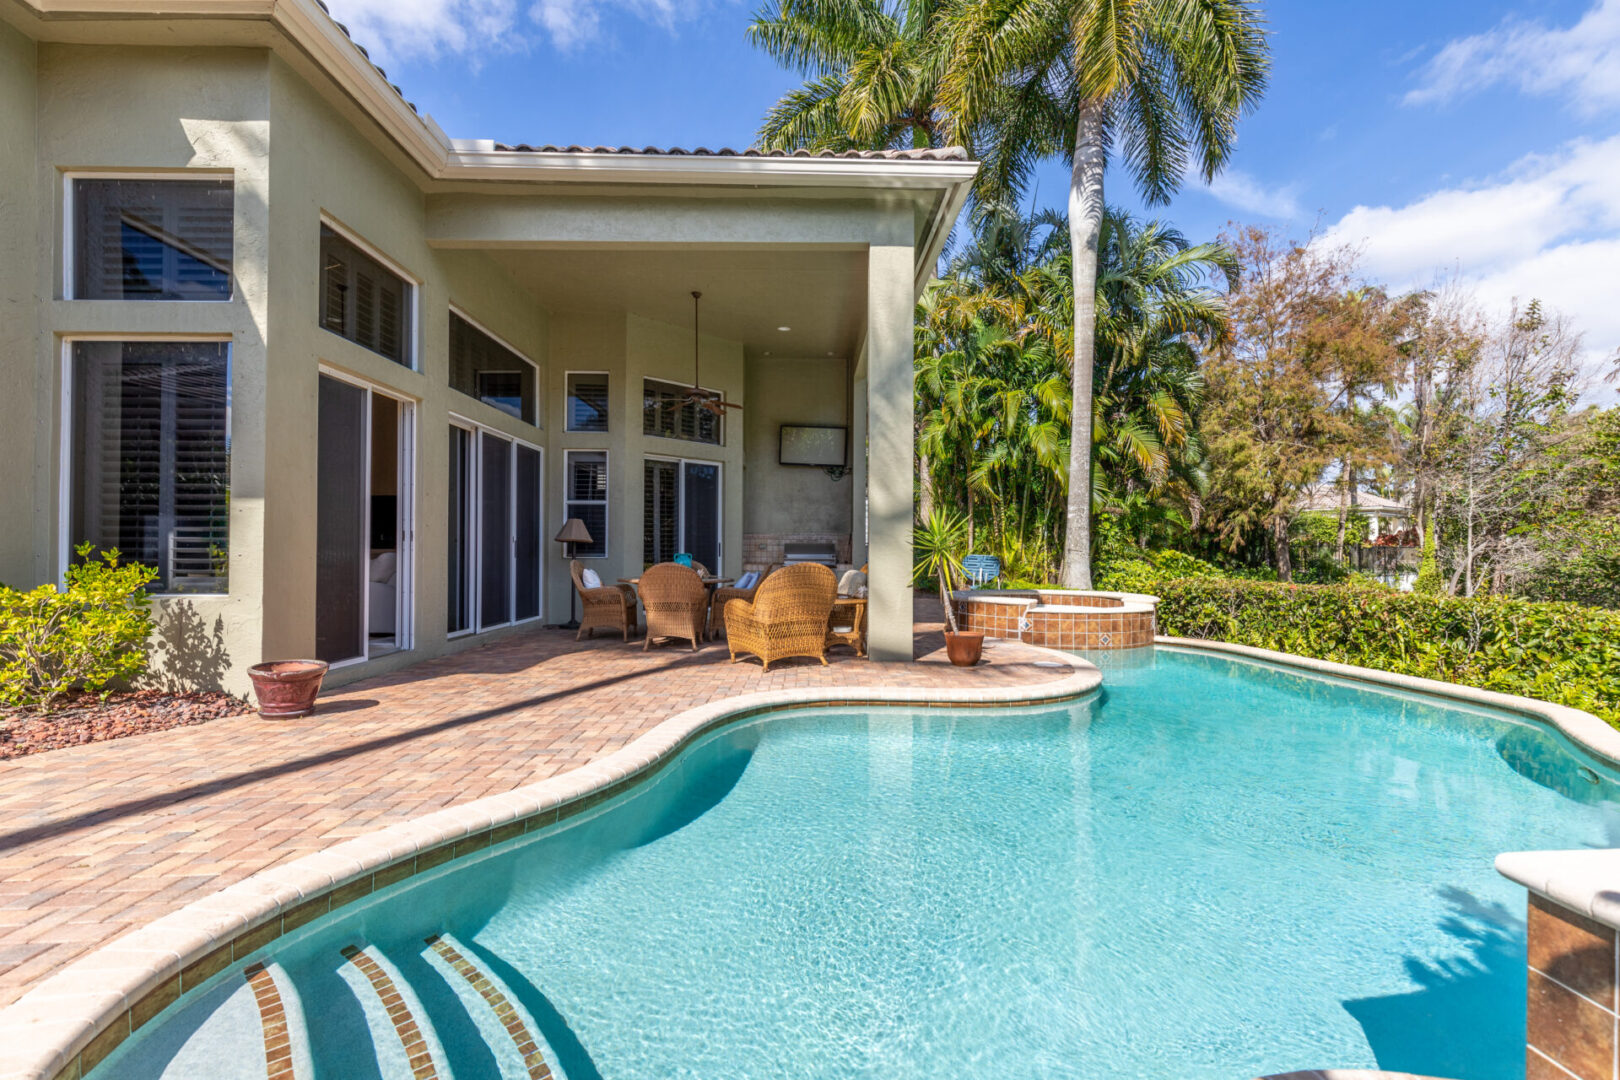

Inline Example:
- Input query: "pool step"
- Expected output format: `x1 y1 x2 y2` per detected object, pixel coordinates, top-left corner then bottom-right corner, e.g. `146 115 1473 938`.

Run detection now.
242 960 315 1080
422 933 568 1080
337 943 454 1079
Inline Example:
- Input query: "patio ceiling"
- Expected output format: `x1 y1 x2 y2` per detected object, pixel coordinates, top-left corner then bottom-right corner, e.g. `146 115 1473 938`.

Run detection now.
484 246 869 361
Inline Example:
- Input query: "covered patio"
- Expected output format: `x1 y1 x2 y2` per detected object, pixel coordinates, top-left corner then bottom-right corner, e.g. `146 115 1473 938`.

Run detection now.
423 146 975 664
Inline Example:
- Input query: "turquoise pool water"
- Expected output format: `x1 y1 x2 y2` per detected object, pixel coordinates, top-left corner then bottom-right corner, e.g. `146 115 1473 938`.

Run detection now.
97 647 1620 1080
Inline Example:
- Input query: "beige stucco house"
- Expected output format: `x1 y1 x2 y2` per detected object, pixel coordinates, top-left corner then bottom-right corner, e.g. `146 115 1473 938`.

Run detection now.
0 0 975 693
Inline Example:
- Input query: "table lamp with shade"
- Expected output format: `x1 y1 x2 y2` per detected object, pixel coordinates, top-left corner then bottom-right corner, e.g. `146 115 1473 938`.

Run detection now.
554 517 594 629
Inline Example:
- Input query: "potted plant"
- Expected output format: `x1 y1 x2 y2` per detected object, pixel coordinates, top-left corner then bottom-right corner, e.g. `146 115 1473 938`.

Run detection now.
914 508 982 666
247 659 329 718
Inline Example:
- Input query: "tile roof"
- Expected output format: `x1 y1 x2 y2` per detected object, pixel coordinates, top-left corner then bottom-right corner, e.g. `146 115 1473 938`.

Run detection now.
488 145 972 161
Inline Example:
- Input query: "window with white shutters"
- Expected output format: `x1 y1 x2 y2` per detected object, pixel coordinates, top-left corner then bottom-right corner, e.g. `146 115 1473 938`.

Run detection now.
319 225 413 367
69 341 231 593
643 378 721 445
71 178 233 301
566 373 609 433
563 451 608 558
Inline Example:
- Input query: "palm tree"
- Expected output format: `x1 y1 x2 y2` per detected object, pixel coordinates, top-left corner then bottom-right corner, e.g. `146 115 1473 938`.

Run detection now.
938 0 1269 587
747 0 952 151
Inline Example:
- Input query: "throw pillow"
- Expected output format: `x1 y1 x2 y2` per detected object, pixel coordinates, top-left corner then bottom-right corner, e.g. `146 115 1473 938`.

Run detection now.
580 568 602 589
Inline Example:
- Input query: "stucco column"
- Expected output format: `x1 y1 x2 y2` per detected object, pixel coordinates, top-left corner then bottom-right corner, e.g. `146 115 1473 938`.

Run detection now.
851 374 868 566
866 233 914 661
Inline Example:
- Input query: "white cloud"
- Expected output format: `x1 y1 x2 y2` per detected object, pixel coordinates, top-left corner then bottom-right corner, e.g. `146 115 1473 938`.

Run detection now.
323 0 696 63
1405 0 1620 115
1323 136 1620 393
1192 168 1301 220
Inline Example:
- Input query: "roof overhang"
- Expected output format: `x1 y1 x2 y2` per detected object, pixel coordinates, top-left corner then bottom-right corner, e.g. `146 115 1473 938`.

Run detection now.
3 0 978 285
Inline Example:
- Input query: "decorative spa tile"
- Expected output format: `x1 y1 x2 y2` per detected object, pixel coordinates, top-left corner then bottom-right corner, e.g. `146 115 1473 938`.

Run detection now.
340 946 440 1080
425 936 552 1080
1527 968 1615 1080
1530 893 1617 1009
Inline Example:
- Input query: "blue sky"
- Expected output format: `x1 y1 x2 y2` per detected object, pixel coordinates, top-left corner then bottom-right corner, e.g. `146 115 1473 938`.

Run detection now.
326 0 1620 391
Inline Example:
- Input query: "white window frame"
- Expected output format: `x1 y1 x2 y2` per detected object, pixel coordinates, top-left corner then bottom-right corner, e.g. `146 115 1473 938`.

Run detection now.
449 413 546 637
643 454 723 574
59 334 235 598
318 365 418 668
62 169 236 302
564 370 611 434
318 213 422 371
642 376 725 447
448 304 542 426
562 448 610 560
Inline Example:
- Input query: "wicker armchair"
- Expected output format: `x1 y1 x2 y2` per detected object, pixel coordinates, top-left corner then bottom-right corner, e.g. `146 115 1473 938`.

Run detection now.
826 597 868 657
709 564 779 639
725 563 837 671
639 562 708 651
570 560 637 641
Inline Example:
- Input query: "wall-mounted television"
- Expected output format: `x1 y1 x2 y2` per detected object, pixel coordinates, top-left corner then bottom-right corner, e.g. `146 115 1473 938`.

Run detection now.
779 425 848 467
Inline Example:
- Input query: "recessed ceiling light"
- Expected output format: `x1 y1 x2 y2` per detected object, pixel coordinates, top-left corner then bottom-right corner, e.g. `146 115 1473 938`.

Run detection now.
777 326 791 332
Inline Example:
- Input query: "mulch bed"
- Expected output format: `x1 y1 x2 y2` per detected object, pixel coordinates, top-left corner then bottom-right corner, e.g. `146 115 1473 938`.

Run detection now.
0 690 253 760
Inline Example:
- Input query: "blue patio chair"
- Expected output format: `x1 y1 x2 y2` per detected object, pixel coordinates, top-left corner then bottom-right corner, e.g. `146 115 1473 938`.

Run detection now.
961 554 1001 588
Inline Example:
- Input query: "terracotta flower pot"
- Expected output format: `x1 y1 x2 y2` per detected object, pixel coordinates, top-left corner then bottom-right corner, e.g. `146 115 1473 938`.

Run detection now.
247 659 329 718
944 631 984 667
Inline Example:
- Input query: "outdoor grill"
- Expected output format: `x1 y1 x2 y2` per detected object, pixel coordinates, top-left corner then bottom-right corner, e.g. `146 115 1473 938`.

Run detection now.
781 541 838 568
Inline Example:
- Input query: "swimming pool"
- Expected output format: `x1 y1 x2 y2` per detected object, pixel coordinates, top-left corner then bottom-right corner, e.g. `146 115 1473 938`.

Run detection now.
92 646 1620 1080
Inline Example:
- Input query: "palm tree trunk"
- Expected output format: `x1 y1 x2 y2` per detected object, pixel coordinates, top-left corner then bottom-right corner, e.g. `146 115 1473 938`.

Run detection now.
1060 100 1105 590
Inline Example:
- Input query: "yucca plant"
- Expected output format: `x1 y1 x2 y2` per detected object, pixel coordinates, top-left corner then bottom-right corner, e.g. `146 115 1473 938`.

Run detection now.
913 508 970 632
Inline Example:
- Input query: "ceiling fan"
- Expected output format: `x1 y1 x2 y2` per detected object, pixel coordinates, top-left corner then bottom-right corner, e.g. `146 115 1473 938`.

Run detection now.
681 291 743 416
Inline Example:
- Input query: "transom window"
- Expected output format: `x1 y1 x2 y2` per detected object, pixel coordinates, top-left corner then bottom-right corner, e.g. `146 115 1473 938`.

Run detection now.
70 177 233 301
449 312 538 424
643 378 721 445
68 340 231 594
563 450 609 558
319 224 414 367
566 372 609 433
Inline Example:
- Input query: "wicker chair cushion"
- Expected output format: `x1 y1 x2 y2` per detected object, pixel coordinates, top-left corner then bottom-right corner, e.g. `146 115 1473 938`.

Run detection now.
837 569 867 596
580 568 602 588
734 571 759 590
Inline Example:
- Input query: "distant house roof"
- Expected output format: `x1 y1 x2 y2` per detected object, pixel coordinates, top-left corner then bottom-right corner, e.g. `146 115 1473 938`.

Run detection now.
1295 484 1411 516
486 145 972 161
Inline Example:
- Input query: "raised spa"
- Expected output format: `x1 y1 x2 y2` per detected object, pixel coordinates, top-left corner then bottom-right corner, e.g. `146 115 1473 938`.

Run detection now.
92 647 1619 1080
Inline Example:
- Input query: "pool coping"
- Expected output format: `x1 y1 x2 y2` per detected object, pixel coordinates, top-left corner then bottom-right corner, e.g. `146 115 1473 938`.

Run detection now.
951 588 1160 616
0 649 1104 1080
1160 636 1620 940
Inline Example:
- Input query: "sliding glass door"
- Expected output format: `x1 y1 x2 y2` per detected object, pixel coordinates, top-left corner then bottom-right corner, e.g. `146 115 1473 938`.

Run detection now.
479 431 512 628
643 457 722 572
447 421 542 634
316 377 367 663
316 373 414 665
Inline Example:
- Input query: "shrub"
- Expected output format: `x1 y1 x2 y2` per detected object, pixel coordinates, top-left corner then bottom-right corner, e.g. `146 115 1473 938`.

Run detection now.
0 546 158 711
1153 577 1620 726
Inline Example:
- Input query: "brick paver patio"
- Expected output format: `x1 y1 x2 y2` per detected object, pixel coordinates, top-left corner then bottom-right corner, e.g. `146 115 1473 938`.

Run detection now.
0 602 1070 1007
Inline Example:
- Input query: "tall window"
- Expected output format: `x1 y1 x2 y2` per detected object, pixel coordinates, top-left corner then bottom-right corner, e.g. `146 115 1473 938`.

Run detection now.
319 224 413 367
69 341 231 593
71 177 233 301
449 312 537 424
643 378 721 445
564 450 608 558
566 372 609 433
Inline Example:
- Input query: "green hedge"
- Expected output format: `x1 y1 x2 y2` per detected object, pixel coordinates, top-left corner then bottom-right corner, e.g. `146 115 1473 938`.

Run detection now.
1152 578 1620 727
